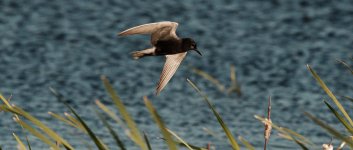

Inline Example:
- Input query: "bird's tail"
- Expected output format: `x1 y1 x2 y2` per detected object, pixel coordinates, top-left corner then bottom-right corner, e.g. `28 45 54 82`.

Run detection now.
131 51 145 59
131 47 155 59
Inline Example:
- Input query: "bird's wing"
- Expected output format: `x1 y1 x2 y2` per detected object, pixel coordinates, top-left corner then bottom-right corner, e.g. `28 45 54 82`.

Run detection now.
155 52 187 95
118 21 179 45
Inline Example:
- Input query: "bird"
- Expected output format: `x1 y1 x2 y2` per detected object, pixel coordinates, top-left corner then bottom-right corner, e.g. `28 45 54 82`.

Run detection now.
118 21 202 95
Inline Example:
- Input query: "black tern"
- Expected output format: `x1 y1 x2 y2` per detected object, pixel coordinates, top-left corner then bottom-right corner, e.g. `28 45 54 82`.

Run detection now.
119 21 201 95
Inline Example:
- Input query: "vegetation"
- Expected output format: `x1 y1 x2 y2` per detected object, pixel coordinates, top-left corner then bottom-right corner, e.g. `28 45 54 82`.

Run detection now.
0 58 352 149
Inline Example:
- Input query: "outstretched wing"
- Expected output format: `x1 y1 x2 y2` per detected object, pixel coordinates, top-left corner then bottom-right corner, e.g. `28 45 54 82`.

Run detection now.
118 21 179 45
155 52 187 95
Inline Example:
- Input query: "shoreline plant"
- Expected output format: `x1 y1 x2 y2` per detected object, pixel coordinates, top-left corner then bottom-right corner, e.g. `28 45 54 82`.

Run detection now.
0 58 352 150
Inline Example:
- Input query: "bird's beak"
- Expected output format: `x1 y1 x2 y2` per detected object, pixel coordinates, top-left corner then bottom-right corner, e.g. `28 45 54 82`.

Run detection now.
194 49 202 56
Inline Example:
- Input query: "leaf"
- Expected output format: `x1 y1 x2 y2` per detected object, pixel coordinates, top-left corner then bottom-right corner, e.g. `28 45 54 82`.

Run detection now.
171 140 207 150
48 112 78 128
227 65 242 96
50 88 108 150
238 136 255 150
343 96 353 103
291 136 309 150
279 132 309 150
95 100 123 125
96 110 126 150
13 133 27 150
305 112 353 148
4 106 73 149
187 79 240 150
202 127 222 141
25 136 31 150
63 113 85 131
280 128 312 145
307 65 353 127
324 101 353 135
337 60 353 74
14 118 60 150
101 76 147 150
144 96 177 150
77 137 94 150
0 94 11 107
66 105 107 149
191 68 226 92
167 129 194 150
143 133 152 150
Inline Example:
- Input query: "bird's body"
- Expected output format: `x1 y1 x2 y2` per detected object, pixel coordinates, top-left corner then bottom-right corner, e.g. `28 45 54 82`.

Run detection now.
135 39 185 57
155 39 184 55
119 21 201 95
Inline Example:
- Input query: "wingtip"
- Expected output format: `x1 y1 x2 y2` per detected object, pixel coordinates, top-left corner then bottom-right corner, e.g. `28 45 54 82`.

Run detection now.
155 90 160 96
117 32 125 36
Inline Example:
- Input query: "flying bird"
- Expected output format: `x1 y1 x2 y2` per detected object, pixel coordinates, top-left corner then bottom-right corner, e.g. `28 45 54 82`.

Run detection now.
118 21 202 95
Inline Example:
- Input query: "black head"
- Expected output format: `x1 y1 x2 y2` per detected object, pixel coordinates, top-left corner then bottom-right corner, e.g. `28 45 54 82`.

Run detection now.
182 38 202 56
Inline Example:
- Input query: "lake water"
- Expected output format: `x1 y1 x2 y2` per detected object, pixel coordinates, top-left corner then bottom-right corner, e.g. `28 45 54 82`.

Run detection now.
1 0 353 149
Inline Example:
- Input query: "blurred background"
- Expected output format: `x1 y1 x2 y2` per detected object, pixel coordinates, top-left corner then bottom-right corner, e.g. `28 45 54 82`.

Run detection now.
1 0 353 149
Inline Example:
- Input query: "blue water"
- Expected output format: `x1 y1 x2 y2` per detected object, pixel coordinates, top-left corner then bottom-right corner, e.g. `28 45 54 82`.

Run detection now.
1 0 353 149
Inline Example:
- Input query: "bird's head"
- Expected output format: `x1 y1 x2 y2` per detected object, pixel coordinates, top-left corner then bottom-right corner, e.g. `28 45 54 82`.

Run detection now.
182 38 202 56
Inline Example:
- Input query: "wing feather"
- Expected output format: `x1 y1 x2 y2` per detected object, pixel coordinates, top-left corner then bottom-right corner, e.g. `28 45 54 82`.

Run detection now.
118 21 178 37
155 52 187 95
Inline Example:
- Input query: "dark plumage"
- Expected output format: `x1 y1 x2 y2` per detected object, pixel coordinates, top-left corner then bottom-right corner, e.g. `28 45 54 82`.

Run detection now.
154 38 199 56
119 21 201 95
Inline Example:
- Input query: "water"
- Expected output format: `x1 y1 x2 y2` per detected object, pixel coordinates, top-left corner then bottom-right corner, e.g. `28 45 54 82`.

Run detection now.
1 0 353 149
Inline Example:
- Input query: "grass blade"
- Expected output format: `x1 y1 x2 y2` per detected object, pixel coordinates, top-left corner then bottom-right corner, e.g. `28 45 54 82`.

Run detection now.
77 137 94 150
202 127 222 141
48 112 78 128
187 79 240 150
165 140 207 150
324 101 353 135
50 88 108 150
13 133 27 150
4 106 73 149
281 128 312 145
25 136 31 150
14 118 59 149
307 65 353 127
305 112 353 148
191 68 226 92
96 110 126 150
64 113 85 131
238 136 255 150
101 76 147 150
95 100 123 125
343 96 353 103
337 60 353 74
66 105 108 150
167 129 194 150
278 131 309 150
291 136 309 150
143 96 177 150
227 65 242 96
143 133 152 150
0 94 11 107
